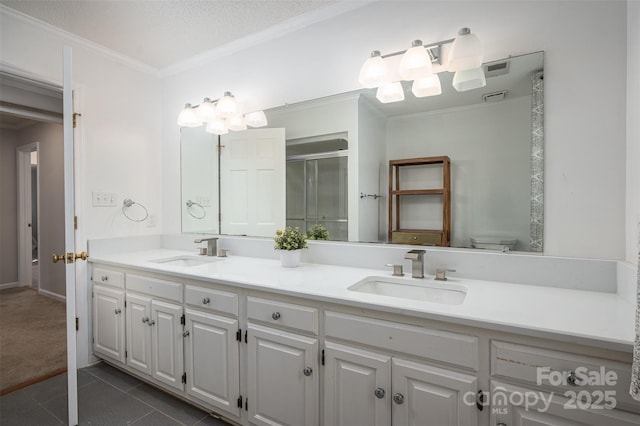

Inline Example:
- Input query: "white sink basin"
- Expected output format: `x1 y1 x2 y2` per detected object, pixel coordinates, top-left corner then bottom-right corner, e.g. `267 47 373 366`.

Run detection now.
348 276 466 305
150 255 222 267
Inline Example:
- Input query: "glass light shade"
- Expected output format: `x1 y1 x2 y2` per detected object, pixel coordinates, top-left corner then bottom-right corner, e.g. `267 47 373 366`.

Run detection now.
196 98 217 122
399 41 433 81
177 103 201 127
448 28 483 72
245 110 268 127
205 117 228 135
452 67 487 92
411 74 442 97
228 115 247 131
358 51 390 88
216 92 238 118
376 82 405 103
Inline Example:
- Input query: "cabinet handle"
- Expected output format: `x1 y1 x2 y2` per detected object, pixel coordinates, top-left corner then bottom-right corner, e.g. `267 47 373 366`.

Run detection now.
567 371 582 386
114 308 121 315
101 275 108 282
393 393 404 405
303 367 312 376
141 317 148 323
183 330 190 337
202 297 210 305
272 312 281 320
374 387 386 399
148 319 155 326
497 423 507 426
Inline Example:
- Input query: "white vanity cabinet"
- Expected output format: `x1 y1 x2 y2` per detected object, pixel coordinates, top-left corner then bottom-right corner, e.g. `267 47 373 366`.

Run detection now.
92 268 126 363
126 274 184 391
183 285 240 419
246 296 320 426
324 312 479 426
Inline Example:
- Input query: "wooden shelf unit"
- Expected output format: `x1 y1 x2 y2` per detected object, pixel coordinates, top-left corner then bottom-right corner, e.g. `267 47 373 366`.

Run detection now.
388 156 451 246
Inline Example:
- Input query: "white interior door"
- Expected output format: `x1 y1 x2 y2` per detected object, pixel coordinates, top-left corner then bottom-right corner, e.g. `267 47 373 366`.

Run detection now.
220 128 285 237
63 45 79 426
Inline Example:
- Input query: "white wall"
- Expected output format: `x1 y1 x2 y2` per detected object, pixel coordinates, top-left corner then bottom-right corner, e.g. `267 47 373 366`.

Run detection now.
162 0 628 260
628 1 640 264
0 129 19 285
0 7 163 241
386 97 532 250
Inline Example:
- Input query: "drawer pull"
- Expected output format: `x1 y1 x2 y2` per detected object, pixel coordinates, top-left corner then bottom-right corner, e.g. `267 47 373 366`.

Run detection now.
393 393 404 405
183 330 190 337
202 297 210 305
101 275 108 282
303 367 312 376
272 312 281 320
114 308 121 315
148 319 155 326
374 387 386 399
567 371 583 386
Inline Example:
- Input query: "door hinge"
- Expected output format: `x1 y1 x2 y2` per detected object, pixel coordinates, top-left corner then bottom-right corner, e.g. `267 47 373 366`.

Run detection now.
125 350 128 358
237 395 243 408
75 317 79 331
321 349 325 366
74 216 78 230
124 300 127 308
180 314 185 325
244 330 247 344
218 212 222 222
92 336 94 344
245 397 248 411
476 389 486 411
182 372 187 384
236 328 242 342
73 112 82 128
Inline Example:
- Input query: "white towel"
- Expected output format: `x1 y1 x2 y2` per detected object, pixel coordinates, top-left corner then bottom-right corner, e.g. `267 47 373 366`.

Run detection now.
630 237 640 401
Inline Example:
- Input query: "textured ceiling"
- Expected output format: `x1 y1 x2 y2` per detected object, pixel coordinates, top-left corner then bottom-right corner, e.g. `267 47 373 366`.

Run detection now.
1 0 335 70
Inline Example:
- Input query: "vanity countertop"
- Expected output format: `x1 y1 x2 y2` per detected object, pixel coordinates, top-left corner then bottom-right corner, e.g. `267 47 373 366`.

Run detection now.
90 249 636 352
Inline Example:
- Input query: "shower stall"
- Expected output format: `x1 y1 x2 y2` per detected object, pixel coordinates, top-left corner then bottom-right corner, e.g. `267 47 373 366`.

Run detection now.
286 136 348 241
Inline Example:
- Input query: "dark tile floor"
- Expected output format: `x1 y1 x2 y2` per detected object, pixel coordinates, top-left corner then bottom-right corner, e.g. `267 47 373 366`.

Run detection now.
0 362 229 425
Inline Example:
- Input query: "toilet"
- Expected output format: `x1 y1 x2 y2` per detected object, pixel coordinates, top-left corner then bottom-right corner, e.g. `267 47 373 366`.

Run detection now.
470 235 517 251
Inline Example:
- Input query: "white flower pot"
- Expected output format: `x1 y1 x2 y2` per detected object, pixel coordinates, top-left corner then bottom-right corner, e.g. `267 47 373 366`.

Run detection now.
279 249 302 268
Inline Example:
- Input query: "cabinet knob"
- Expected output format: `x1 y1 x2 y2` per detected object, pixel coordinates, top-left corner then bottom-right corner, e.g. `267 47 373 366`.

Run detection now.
183 330 190 337
114 308 121 315
272 312 281 320
202 297 210 305
303 367 312 376
567 371 582 386
148 319 155 326
101 275 108 282
497 423 507 426
141 317 148 323
374 387 386 399
393 393 404 405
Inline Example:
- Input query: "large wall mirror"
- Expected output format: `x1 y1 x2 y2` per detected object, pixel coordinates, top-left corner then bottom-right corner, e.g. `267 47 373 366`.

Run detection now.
181 51 544 252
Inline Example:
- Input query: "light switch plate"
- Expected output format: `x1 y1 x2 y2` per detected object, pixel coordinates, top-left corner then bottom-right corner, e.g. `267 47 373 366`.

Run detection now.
92 192 117 207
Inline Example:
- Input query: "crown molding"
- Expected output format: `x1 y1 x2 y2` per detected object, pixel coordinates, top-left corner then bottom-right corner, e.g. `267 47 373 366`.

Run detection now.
0 4 161 77
160 1 372 78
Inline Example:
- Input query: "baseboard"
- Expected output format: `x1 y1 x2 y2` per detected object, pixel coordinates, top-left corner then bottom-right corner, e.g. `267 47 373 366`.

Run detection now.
0 281 20 290
38 288 66 302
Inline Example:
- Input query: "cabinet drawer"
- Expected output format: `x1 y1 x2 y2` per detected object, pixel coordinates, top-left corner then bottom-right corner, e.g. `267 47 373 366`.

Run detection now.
185 285 238 317
325 311 478 370
247 296 318 334
391 231 442 246
491 341 635 409
127 274 182 303
92 267 124 289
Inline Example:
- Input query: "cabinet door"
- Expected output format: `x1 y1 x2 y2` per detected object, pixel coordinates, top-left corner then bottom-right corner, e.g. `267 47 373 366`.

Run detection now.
247 323 318 426
323 341 391 426
490 381 640 426
151 300 184 391
392 358 478 426
184 309 240 418
93 284 125 363
126 292 152 375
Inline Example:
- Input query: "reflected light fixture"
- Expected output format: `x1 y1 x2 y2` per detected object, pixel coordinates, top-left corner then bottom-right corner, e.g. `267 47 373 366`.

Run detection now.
177 91 267 133
358 27 486 102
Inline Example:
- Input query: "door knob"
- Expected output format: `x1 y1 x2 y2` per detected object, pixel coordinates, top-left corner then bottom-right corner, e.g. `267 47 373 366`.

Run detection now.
74 251 89 261
52 251 89 264
52 253 66 263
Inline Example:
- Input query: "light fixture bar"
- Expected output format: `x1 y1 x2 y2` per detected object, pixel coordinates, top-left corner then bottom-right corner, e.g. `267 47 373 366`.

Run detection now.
379 37 454 65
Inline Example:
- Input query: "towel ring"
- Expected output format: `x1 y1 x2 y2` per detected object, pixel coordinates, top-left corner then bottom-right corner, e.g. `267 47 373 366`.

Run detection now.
186 200 206 219
122 198 149 222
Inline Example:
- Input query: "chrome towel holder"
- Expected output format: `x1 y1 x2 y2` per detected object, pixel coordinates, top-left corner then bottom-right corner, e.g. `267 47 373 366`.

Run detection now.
122 198 149 222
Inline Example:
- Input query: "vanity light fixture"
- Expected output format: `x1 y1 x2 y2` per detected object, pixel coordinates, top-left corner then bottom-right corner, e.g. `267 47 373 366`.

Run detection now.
358 27 486 102
177 91 268 133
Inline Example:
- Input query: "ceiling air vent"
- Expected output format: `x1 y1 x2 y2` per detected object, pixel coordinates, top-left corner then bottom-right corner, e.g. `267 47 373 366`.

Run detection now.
482 90 507 102
484 60 510 78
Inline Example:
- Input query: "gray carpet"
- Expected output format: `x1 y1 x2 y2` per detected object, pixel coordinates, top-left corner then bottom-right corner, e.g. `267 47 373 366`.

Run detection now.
0 287 66 394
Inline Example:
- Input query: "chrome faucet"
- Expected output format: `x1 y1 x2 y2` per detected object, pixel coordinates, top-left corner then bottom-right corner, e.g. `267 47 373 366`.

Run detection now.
404 249 426 278
194 237 218 256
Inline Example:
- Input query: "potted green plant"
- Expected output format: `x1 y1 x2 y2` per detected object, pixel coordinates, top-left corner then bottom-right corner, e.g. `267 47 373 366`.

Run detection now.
274 226 308 267
307 224 329 241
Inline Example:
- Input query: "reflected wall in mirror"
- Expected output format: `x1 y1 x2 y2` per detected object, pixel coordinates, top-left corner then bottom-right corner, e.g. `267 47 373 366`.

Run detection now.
180 51 544 252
